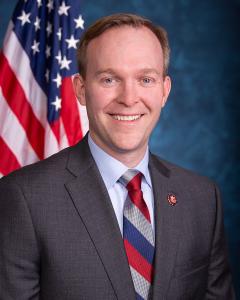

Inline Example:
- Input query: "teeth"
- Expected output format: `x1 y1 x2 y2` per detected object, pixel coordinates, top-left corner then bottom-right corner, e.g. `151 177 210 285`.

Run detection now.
112 115 141 121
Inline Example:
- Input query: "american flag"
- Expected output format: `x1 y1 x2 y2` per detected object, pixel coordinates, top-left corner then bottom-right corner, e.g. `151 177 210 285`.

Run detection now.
0 0 88 177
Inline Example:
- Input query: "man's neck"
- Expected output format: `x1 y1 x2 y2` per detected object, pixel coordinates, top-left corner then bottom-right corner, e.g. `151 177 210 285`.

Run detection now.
88 133 148 168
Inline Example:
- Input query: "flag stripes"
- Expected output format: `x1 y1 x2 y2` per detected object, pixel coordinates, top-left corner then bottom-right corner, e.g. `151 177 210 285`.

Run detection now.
0 137 21 174
0 1 88 177
0 89 39 165
0 52 45 160
60 77 83 145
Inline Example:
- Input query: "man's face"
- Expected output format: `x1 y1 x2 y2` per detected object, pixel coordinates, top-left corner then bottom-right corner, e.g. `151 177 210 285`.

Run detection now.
74 26 171 165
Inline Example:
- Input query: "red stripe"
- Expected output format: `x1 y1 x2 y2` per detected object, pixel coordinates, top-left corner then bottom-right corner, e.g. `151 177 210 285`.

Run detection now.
129 190 151 222
0 137 21 175
0 53 44 160
61 77 83 146
124 239 153 283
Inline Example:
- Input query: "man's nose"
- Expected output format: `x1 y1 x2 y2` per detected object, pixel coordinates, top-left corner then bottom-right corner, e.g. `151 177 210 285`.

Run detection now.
117 81 139 106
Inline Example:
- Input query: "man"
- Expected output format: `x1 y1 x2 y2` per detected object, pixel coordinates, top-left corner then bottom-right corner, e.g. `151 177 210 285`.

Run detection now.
0 13 235 299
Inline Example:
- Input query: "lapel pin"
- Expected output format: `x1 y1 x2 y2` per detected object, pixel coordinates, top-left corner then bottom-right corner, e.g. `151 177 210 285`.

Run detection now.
167 193 177 206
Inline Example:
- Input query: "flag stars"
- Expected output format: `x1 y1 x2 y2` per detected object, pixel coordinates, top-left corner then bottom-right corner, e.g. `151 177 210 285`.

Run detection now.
74 15 84 29
37 0 42 7
65 35 78 49
53 73 62 88
60 55 71 70
47 0 54 13
34 16 40 31
55 50 62 64
51 96 62 111
31 40 40 54
58 1 70 16
56 27 62 41
46 22 52 37
45 45 51 58
17 10 31 26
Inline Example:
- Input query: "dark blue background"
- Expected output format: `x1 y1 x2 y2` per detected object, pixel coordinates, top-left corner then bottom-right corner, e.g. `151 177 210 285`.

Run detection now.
1 0 239 297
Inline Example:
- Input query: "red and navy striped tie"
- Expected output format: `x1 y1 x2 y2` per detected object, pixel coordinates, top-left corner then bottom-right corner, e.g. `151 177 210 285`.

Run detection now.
119 170 155 300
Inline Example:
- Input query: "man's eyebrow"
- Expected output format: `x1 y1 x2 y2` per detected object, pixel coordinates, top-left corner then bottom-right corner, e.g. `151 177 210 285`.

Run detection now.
94 68 162 77
138 68 162 75
95 69 116 76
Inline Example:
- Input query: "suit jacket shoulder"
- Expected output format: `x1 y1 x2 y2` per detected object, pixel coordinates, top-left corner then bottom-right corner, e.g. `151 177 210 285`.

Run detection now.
150 152 217 196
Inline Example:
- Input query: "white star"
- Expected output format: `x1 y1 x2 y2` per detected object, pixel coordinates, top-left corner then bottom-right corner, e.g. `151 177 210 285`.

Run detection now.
31 40 40 54
45 69 50 82
74 15 84 29
46 22 52 37
55 50 62 64
53 73 62 88
65 35 78 49
47 0 54 13
58 1 70 16
34 16 40 31
37 0 42 7
45 45 51 58
60 55 71 70
17 10 31 26
51 96 62 111
56 27 62 41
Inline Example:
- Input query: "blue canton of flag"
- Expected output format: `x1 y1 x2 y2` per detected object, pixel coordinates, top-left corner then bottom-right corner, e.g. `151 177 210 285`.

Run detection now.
13 0 84 122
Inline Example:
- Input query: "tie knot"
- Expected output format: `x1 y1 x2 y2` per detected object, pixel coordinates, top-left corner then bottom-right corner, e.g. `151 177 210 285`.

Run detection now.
119 169 142 192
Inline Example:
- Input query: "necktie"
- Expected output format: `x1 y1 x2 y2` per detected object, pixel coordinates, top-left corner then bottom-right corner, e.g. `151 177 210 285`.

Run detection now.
119 170 155 300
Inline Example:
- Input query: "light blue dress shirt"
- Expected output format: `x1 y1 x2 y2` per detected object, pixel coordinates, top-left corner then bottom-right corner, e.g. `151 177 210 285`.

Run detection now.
88 135 155 236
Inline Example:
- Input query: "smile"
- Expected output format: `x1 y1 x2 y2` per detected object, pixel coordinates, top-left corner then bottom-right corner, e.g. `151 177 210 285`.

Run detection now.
111 114 142 121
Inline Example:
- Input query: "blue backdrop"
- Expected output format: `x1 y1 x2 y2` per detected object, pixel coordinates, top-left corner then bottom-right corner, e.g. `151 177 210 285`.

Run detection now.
1 0 239 297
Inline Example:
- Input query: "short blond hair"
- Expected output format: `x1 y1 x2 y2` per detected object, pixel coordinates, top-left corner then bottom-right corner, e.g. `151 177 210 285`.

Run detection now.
77 13 170 78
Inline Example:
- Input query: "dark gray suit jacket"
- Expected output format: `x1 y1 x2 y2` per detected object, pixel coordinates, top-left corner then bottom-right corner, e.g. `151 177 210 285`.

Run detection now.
0 136 235 299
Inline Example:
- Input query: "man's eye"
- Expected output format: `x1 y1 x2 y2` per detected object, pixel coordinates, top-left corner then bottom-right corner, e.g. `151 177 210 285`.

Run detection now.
105 78 113 83
141 77 155 85
101 77 117 85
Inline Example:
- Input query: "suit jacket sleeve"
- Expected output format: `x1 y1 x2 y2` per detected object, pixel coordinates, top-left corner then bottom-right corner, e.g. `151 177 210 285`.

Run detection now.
0 178 40 299
206 183 235 299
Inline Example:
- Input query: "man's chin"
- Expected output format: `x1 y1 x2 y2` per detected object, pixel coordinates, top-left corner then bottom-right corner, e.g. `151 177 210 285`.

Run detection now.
109 139 147 156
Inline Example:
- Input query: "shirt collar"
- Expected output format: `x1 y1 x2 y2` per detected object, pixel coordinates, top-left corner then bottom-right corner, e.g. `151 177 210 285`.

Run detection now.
88 134 152 189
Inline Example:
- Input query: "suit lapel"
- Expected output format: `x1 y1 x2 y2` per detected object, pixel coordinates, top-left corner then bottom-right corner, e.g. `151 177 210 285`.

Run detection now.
149 154 181 299
64 137 136 300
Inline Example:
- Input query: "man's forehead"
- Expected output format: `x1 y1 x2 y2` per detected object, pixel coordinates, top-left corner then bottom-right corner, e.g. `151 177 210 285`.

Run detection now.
84 25 164 76
95 67 162 76
87 25 162 51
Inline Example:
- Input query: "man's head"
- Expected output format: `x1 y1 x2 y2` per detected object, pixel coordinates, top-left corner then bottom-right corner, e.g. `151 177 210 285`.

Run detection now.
76 13 170 78
74 13 171 167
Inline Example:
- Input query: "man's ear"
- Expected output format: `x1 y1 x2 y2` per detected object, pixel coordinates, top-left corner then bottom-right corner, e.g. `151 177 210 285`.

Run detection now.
73 74 86 106
161 75 171 108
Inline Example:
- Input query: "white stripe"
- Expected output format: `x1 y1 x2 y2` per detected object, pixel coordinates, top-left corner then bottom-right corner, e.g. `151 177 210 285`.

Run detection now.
70 74 89 136
43 118 68 158
0 88 39 165
3 21 60 156
77 101 89 136
0 173 4 178
59 117 70 149
130 266 150 300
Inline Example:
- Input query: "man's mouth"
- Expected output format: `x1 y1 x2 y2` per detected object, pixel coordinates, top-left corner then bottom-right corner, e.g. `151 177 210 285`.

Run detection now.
110 114 142 121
